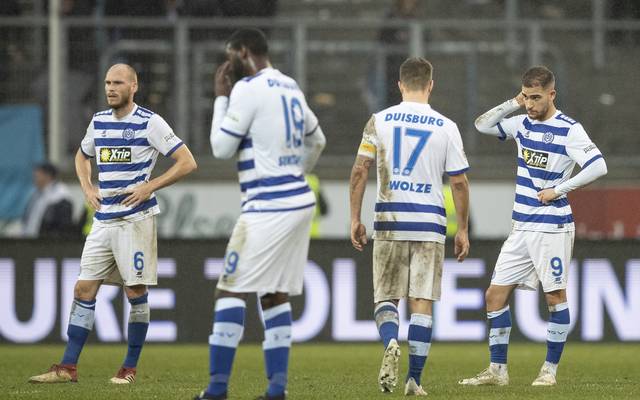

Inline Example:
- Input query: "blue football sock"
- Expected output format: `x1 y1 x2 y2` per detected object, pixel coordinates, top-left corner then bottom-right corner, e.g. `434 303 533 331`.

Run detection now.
374 301 399 348
206 297 245 396
123 293 150 368
407 313 432 385
61 298 96 365
262 303 292 397
488 305 511 365
546 302 570 364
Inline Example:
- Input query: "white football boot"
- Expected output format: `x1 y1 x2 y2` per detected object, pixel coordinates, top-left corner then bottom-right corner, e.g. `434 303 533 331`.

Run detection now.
531 363 557 386
458 364 509 386
378 338 401 392
404 377 428 396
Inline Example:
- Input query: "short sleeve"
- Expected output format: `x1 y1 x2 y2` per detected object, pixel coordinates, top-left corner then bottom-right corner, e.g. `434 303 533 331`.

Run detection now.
147 114 184 157
80 120 95 158
496 115 523 141
445 124 470 175
219 81 257 138
565 123 603 168
357 115 377 159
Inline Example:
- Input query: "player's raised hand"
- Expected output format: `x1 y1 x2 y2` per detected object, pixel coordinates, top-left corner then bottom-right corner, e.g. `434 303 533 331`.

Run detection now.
514 92 525 108
454 229 470 262
537 188 559 205
83 184 102 211
214 61 233 97
122 182 153 208
350 220 368 251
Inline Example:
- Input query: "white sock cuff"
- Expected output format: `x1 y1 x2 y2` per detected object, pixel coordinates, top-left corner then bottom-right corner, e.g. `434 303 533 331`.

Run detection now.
209 322 244 347
263 325 292 350
409 313 433 328
374 301 398 313
215 297 246 312
263 302 292 321
548 302 569 313
487 305 510 319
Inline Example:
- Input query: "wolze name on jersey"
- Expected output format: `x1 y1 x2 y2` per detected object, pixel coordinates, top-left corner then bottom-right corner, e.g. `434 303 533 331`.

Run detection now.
521 148 549 169
100 147 132 163
389 180 432 193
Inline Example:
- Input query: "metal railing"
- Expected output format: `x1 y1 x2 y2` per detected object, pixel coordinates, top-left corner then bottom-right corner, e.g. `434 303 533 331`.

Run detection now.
1 12 639 179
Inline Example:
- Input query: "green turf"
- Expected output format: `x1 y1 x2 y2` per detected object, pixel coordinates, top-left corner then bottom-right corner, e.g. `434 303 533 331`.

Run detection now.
1 343 639 399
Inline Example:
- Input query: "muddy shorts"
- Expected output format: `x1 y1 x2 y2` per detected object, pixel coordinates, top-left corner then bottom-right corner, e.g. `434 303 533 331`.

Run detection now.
373 239 444 302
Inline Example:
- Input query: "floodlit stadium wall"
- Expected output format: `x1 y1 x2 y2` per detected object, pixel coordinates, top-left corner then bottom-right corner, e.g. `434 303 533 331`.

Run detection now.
1 240 638 344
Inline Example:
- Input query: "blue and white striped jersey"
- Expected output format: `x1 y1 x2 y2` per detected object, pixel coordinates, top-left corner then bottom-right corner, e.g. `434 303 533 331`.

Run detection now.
496 111 603 232
358 102 469 243
218 68 318 213
80 105 183 223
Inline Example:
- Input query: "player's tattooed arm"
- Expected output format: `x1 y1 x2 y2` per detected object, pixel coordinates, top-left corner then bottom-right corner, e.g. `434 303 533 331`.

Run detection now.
349 155 374 251
75 148 102 210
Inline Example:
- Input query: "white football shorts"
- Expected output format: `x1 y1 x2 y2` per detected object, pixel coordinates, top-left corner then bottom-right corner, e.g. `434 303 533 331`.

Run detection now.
216 206 314 296
491 228 574 292
78 215 158 286
372 239 444 303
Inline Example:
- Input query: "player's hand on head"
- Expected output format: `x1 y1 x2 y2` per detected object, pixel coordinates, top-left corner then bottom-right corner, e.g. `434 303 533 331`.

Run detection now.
214 61 233 97
454 230 470 262
515 92 525 108
537 188 559 205
83 185 102 211
122 182 152 207
350 220 367 251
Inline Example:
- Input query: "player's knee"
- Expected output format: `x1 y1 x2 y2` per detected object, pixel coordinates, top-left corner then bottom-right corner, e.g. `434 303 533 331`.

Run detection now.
408 297 432 315
260 292 289 309
545 289 567 305
485 287 501 308
74 281 97 301
124 284 147 300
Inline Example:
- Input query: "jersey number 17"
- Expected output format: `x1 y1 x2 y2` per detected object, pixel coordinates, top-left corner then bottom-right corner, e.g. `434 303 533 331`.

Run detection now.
393 127 432 176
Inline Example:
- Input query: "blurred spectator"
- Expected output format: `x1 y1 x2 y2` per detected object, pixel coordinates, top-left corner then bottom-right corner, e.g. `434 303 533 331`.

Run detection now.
609 0 640 44
22 163 75 238
306 174 329 238
218 0 277 17
370 0 423 109
0 0 20 15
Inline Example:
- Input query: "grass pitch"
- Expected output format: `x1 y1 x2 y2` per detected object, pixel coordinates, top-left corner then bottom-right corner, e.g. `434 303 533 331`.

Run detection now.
1 343 638 399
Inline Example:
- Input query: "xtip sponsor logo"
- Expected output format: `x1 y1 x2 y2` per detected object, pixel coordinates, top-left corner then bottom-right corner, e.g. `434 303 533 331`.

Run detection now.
100 147 132 163
522 148 549 169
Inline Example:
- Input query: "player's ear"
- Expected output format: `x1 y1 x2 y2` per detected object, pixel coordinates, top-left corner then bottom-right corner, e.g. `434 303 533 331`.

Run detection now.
428 79 434 93
398 81 403 95
549 88 556 101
